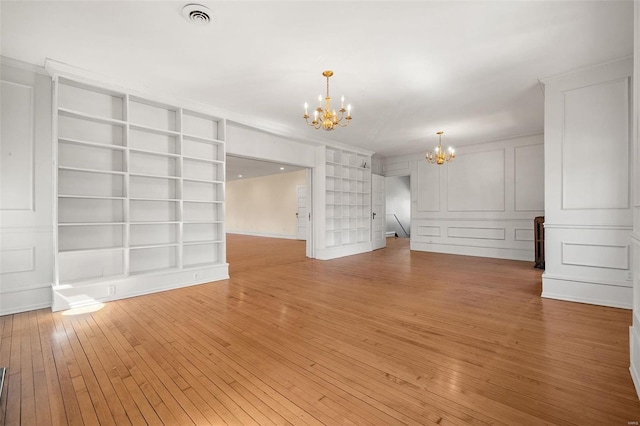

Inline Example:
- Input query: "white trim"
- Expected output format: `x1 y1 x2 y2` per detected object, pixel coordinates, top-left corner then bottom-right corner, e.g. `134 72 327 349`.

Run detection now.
539 54 633 84
0 55 49 75
316 242 372 260
541 274 632 309
43 59 375 157
410 240 533 262
544 224 633 230
542 272 632 288
226 230 299 240
0 285 52 316
0 282 50 295
52 264 229 312
630 326 640 399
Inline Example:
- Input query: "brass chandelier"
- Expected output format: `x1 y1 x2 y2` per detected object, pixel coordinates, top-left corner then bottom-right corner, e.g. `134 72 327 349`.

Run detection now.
303 70 352 131
426 131 455 165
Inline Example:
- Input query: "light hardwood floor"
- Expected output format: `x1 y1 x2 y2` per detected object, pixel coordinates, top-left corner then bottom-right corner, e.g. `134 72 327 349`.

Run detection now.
1 234 639 425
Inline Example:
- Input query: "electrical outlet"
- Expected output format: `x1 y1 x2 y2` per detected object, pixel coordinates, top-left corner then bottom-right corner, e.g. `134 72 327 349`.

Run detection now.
194 272 200 280
107 285 116 296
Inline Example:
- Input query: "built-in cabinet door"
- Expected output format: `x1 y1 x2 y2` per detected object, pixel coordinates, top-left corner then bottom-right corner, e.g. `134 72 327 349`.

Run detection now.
371 174 386 250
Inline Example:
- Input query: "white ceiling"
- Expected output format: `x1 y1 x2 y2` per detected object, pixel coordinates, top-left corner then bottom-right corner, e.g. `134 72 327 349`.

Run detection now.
0 1 633 157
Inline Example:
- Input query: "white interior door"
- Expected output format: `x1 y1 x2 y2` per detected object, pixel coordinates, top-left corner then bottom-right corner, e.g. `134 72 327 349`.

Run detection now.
372 174 386 250
296 185 308 240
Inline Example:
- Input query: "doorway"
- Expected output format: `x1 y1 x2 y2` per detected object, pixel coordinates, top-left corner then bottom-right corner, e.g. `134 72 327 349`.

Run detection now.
225 155 312 268
385 175 411 238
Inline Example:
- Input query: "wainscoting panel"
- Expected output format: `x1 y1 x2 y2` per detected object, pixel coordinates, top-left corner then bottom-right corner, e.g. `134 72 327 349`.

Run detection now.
562 78 630 210
415 160 440 212
1 80 34 212
416 225 441 237
561 242 629 270
447 226 505 240
411 218 535 261
447 149 505 212
0 246 35 274
514 144 544 211
0 58 54 315
542 56 632 309
385 134 543 263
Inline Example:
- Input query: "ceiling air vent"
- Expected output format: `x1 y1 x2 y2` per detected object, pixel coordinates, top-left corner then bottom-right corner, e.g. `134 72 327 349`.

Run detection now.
182 4 211 25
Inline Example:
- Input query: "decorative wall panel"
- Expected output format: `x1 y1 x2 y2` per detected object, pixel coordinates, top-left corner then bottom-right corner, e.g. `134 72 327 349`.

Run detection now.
447 227 505 240
1 81 34 211
447 150 505 212
416 225 440 237
561 242 629 270
416 161 440 212
0 247 34 274
514 144 544 211
562 78 629 210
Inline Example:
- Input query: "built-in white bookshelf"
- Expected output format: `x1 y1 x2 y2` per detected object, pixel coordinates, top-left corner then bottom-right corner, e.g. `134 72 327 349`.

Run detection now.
317 147 372 259
52 77 228 310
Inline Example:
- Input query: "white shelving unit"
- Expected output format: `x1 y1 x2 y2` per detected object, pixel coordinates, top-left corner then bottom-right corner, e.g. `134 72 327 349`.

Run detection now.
52 77 228 311
317 147 372 260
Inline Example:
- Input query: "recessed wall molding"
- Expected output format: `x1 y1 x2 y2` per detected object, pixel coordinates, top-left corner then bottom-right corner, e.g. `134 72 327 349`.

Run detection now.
416 226 441 237
514 144 544 212
0 247 35 274
0 282 51 295
411 217 539 222
1 80 35 212
383 133 543 262
446 149 506 212
560 77 630 210
447 226 506 240
415 160 440 212
561 242 629 270
544 224 633 230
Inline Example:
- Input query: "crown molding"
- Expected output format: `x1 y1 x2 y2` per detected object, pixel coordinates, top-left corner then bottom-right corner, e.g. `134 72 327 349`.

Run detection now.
1 55 49 75
43 58 375 157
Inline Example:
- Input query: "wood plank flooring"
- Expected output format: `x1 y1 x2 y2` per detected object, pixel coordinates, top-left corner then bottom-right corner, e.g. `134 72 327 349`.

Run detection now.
2 234 640 425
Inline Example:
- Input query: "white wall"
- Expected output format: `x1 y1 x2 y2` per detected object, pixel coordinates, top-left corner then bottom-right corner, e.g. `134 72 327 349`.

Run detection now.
0 58 53 315
541 57 633 309
226 170 307 239
226 122 316 169
382 134 544 261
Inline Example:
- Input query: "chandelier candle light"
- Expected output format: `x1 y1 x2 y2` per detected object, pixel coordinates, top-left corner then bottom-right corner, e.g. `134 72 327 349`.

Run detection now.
303 70 352 130
426 131 455 165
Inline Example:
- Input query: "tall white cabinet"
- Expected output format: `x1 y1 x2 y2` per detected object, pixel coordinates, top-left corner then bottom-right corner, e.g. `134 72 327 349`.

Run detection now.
52 77 228 311
316 146 372 260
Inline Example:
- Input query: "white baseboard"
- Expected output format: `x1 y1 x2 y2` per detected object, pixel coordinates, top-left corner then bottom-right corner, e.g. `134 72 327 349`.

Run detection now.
541 273 632 309
226 230 301 240
52 264 229 312
410 241 533 262
0 284 52 316
630 325 640 399
316 242 372 260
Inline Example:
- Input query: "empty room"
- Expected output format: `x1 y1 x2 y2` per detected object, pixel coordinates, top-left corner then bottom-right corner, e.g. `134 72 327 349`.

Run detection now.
2 1 640 424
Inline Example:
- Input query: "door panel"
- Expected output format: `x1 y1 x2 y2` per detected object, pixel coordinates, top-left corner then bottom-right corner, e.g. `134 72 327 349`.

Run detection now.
372 174 386 250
